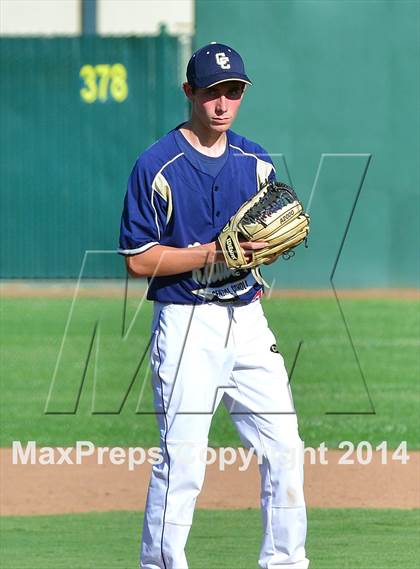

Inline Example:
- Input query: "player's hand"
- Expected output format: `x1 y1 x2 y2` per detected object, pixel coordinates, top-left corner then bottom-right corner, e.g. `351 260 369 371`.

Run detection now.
239 240 269 262
203 240 269 266
204 241 231 264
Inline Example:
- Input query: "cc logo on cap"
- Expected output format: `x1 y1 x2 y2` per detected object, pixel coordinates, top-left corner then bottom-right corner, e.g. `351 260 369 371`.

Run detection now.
215 52 231 70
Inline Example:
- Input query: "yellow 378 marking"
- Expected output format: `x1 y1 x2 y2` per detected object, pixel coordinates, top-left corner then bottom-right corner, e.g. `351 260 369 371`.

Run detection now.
80 63 128 104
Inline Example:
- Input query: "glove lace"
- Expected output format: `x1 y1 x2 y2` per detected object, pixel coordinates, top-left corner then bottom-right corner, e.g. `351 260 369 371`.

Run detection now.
242 182 297 225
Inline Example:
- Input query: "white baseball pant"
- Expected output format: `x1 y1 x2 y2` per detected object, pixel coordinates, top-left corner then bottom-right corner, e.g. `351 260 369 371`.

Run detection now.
140 300 309 569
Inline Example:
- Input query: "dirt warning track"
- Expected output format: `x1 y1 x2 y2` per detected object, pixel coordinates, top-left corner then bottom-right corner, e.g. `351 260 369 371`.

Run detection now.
1 449 418 515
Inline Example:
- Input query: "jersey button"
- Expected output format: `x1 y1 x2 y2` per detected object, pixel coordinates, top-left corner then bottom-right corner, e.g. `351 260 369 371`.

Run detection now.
214 186 219 192
216 211 220 217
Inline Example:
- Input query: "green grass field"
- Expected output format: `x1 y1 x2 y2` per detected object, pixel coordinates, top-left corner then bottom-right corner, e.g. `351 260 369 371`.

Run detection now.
1 296 419 448
1 295 419 568
1 508 419 569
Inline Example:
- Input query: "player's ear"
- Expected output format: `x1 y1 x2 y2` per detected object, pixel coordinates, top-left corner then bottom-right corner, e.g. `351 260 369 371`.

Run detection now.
183 82 195 100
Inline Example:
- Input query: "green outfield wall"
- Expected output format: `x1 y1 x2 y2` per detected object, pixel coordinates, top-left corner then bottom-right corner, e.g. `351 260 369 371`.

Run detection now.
0 32 186 278
196 0 419 288
1 2 419 287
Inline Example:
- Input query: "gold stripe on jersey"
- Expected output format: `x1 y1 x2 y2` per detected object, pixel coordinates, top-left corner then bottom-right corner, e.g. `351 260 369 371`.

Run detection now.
229 144 275 191
152 171 173 228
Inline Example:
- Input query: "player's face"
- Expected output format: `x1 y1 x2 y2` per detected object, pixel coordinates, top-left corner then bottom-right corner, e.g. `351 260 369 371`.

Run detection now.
188 81 245 133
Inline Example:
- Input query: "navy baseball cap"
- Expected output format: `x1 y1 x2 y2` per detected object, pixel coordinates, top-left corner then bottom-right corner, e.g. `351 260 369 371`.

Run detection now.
186 42 252 89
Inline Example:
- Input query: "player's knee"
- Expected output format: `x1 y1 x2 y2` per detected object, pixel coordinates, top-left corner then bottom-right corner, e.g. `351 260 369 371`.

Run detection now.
263 437 303 469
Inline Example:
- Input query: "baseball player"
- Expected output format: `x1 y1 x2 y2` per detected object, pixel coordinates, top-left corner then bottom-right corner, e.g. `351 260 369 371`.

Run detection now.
119 42 309 569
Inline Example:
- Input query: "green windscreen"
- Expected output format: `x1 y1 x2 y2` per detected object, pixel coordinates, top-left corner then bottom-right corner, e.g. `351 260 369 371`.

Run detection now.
0 33 186 278
195 0 419 287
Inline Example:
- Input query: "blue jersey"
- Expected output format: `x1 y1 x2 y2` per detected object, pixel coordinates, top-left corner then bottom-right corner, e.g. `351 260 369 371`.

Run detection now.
119 127 275 304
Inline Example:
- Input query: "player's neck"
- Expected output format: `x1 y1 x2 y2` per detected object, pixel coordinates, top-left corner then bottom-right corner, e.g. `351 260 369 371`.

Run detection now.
180 120 227 157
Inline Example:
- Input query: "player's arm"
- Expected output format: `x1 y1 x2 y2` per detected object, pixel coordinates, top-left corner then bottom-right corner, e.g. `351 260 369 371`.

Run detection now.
126 243 218 277
125 241 267 278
